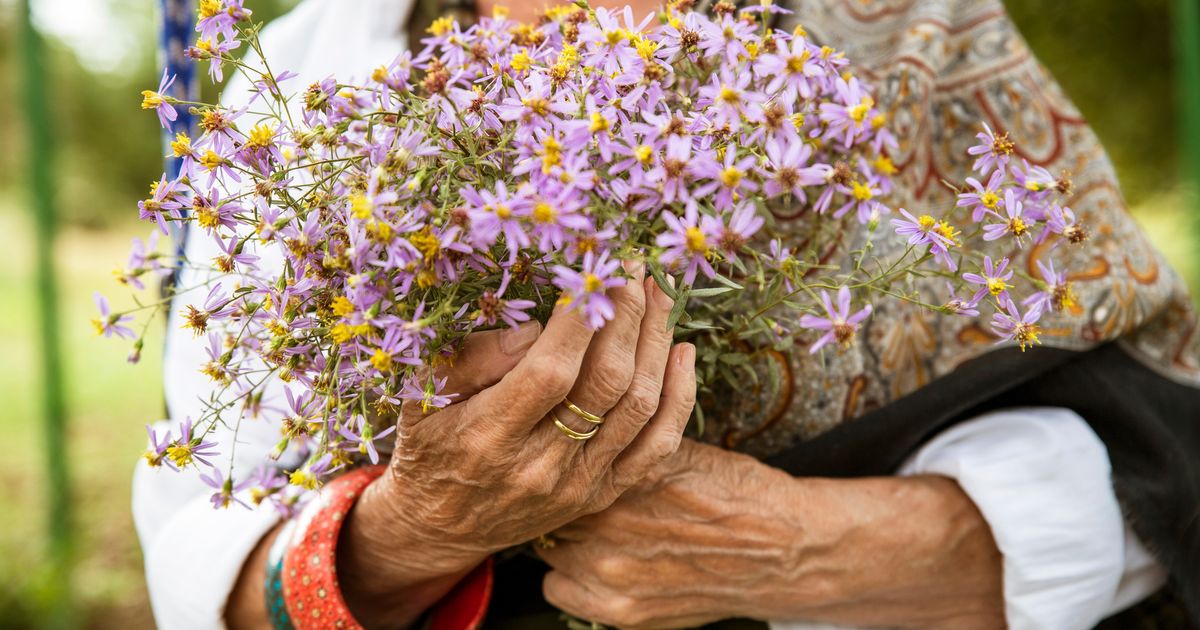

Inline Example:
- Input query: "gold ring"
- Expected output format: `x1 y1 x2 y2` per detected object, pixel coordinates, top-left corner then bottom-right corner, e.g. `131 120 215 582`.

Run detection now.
554 417 600 440
563 398 604 425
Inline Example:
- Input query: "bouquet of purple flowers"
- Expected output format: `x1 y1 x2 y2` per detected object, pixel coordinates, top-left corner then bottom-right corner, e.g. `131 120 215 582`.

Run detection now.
101 0 1083 512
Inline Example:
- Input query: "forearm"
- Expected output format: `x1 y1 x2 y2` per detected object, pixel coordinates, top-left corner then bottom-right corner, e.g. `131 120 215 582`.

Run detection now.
759 475 1003 629
226 523 284 630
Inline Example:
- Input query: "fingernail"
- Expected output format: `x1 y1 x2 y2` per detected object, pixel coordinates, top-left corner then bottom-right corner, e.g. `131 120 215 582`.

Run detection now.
675 343 695 367
652 276 675 310
622 258 645 280
500 321 542 355
666 274 676 288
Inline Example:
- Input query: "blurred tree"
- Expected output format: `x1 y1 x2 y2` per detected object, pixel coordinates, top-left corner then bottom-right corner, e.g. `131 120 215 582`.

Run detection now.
1007 0 1177 202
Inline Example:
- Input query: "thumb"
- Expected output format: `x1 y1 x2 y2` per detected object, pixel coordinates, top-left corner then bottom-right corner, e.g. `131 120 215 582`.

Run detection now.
438 321 542 398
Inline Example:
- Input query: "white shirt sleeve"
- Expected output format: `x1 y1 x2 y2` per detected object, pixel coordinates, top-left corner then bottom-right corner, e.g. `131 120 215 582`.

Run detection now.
133 442 280 630
769 407 1166 630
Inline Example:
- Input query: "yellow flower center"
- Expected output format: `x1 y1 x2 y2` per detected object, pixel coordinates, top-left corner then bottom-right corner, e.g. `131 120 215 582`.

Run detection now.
847 97 875 124
917 215 937 232
350 193 372 220
523 97 550 116
198 0 221 19
246 123 275 149
634 144 654 165
494 204 511 219
371 348 393 373
987 277 1010 296
533 201 557 223
786 50 811 73
196 205 221 229
171 132 192 157
589 112 610 134
720 166 743 189
850 180 873 201
141 91 165 109
583 273 603 293
427 16 454 36
200 150 223 172
331 296 355 317
1008 216 1028 237
684 226 708 254
511 49 532 71
980 190 1000 209
718 85 741 105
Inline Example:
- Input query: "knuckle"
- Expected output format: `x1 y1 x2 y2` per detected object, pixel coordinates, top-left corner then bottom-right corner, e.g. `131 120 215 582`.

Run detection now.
594 555 631 584
515 468 559 498
604 595 646 627
621 373 662 420
530 356 575 397
615 285 647 323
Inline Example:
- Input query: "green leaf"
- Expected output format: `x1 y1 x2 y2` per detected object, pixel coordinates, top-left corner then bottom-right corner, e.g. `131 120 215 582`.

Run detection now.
688 286 737 298
648 264 678 299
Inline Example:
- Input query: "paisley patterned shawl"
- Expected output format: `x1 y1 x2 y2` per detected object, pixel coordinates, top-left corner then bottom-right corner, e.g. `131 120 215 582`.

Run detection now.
694 0 1200 458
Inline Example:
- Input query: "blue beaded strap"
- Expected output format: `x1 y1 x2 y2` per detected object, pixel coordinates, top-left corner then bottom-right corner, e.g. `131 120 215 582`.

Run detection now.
159 0 197 292
265 519 298 630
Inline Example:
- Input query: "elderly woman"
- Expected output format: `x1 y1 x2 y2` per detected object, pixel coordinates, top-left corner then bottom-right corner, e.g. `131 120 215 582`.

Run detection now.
134 0 1200 628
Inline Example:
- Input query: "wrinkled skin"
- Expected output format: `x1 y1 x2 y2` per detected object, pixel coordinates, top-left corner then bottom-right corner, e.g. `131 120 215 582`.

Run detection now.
335 262 700 628
538 440 1005 630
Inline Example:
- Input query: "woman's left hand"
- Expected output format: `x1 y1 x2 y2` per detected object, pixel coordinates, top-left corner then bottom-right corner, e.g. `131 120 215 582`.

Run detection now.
538 439 1005 630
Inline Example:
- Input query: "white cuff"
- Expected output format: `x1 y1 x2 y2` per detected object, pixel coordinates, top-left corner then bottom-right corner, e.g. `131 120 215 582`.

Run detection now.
896 407 1125 630
133 458 280 629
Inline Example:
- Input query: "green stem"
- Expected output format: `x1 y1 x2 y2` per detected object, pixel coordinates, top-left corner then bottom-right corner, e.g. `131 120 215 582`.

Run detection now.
1171 0 1200 288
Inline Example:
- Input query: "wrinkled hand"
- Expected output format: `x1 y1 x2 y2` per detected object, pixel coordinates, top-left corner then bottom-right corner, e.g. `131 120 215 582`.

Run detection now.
338 262 698 628
539 440 1004 630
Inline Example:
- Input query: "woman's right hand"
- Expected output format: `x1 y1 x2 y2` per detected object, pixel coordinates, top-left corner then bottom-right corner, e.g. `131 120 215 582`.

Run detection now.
337 262 697 628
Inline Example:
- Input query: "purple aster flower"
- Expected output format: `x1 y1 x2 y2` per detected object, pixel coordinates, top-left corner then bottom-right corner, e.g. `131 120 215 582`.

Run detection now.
138 175 184 235
461 181 531 258
140 69 178 129
956 170 1005 222
962 255 1014 305
818 76 876 147
693 144 759 209
576 7 652 75
757 35 822 100
92 292 135 339
552 250 625 329
799 286 873 354
982 189 1033 245
891 208 952 249
337 415 397 465
941 281 981 317
762 138 830 199
165 418 219 469
1042 204 1088 244
142 425 174 469
1024 259 1078 314
1012 159 1057 199
474 272 537 328
698 13 753 63
656 204 721 285
715 202 765 260
398 374 456 414
835 176 883 224
199 467 252 509
648 135 697 205
991 298 1043 352
967 122 1014 177
698 70 763 128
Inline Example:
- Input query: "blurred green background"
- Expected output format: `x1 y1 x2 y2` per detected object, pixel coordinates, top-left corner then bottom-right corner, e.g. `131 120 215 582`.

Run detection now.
0 0 1197 627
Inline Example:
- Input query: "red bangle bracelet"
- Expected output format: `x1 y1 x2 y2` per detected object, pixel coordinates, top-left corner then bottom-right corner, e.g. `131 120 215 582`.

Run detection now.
282 465 383 629
281 465 494 630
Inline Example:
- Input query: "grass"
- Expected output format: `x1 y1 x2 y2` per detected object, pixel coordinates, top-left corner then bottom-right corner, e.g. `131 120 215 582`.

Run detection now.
0 188 1195 628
